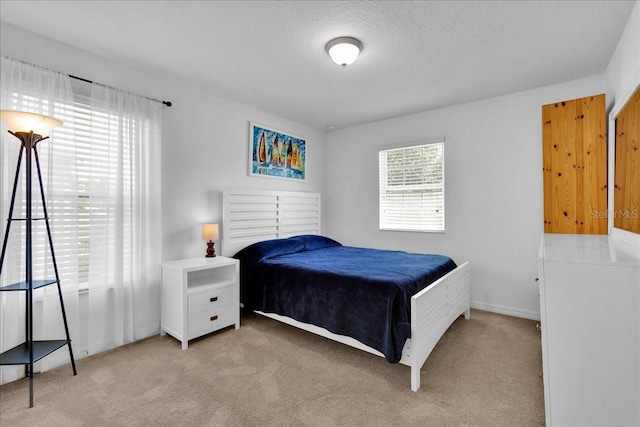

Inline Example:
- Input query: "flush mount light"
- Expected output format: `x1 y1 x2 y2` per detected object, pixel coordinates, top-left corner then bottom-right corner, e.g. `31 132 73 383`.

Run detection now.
326 37 362 67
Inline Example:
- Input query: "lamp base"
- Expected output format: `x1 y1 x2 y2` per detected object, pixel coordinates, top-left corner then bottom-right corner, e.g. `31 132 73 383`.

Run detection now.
206 241 216 257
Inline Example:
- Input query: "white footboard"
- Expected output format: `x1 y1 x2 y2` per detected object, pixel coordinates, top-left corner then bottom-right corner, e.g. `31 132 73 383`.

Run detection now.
256 262 470 392
408 261 471 391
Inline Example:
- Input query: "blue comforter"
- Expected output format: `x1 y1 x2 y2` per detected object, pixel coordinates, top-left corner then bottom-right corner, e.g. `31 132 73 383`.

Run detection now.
234 235 457 363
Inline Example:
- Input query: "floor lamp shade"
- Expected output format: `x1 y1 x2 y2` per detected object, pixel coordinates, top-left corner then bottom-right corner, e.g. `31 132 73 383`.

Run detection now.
0 110 63 137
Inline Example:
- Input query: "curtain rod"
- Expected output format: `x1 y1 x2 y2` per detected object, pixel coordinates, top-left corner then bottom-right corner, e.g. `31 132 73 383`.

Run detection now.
69 74 172 107
2 56 172 107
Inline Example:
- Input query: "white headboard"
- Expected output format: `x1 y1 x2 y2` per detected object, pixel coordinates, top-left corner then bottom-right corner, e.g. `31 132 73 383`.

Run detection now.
222 189 321 257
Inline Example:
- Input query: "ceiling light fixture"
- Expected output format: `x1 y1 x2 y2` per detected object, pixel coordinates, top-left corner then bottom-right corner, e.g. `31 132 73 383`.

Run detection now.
326 37 362 67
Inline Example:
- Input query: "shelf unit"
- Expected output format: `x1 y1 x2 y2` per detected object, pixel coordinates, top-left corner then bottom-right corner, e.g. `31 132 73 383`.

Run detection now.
0 129 76 408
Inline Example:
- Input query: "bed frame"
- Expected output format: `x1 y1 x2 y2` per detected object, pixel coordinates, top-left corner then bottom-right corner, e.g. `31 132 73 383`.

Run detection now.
222 189 470 391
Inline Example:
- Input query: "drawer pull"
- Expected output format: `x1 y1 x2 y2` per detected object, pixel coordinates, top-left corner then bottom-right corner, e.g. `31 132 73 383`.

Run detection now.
210 315 218 322
210 296 218 302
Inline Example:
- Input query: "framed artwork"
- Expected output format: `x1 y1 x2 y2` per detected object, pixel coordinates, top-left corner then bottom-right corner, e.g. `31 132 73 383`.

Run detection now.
249 122 306 180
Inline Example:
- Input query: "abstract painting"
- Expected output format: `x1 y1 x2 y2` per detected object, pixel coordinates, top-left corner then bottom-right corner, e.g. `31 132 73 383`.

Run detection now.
249 122 306 180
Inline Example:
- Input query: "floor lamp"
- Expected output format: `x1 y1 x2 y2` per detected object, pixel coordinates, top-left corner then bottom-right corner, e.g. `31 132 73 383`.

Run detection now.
0 110 77 408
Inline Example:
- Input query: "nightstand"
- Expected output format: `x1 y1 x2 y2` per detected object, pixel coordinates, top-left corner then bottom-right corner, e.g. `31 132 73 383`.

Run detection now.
161 256 240 349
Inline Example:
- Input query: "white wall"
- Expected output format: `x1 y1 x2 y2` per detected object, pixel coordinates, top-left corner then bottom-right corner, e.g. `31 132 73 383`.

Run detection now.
160 82 326 261
324 76 606 320
605 0 639 107
0 23 327 263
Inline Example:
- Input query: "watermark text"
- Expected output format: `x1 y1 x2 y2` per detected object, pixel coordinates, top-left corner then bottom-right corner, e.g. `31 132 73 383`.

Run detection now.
589 209 639 219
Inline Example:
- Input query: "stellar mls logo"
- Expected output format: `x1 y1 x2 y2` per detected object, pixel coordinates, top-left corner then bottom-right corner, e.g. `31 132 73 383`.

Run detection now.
589 209 639 219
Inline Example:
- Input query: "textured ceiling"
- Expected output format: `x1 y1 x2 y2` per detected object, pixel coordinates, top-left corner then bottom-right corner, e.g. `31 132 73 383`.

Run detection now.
0 1 635 130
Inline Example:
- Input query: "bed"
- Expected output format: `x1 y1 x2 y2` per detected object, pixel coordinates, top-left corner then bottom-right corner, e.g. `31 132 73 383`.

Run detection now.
222 189 470 391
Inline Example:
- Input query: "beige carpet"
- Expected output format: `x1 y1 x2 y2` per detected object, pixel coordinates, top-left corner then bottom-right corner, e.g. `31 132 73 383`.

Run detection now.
0 309 544 426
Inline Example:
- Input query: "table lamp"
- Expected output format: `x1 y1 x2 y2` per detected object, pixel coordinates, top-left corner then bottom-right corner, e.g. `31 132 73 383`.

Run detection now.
202 223 219 257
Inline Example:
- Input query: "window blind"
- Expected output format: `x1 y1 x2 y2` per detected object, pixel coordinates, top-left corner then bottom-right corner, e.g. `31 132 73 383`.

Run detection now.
379 141 444 232
7 92 144 286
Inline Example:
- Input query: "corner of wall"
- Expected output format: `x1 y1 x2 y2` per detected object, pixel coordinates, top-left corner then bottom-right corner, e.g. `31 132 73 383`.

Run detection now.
604 0 640 105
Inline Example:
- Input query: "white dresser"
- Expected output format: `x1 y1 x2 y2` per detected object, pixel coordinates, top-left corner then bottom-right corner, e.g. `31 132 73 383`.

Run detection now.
161 256 240 349
538 234 640 426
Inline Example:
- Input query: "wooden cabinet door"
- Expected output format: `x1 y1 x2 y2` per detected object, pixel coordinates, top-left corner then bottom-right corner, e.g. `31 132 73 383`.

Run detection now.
613 86 640 234
542 94 607 234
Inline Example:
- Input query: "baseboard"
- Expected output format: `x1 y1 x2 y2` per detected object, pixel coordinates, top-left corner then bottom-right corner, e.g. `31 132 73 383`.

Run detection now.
470 300 540 321
140 322 160 339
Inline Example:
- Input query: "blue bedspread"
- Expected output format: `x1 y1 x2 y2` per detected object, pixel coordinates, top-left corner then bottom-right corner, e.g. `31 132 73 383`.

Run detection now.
234 235 457 363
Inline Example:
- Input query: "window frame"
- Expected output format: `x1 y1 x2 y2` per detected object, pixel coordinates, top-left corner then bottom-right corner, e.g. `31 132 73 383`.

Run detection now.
378 137 446 233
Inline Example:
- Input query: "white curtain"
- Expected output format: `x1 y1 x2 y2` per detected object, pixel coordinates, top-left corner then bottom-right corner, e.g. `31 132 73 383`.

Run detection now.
0 56 162 384
84 83 162 353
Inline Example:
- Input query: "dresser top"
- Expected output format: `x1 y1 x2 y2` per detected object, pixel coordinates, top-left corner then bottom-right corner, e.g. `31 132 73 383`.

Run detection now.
539 234 640 266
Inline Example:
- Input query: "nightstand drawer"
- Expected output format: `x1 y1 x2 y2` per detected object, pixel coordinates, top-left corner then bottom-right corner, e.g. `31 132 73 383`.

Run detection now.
188 285 237 315
188 304 237 339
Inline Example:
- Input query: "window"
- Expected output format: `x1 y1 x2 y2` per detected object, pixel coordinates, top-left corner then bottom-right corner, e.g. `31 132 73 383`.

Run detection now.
49 93 145 285
378 140 445 232
1 91 84 286
4 88 152 287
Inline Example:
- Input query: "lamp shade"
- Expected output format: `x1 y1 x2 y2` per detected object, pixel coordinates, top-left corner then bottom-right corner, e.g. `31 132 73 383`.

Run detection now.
202 223 219 241
326 37 363 67
0 110 63 136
